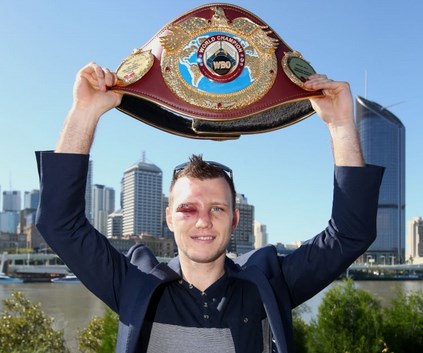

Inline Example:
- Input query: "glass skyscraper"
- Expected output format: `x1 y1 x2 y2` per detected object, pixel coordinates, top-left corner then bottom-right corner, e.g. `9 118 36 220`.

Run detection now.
356 96 406 264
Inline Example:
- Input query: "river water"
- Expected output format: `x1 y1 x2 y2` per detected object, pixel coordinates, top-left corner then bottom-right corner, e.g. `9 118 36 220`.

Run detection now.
1 280 422 353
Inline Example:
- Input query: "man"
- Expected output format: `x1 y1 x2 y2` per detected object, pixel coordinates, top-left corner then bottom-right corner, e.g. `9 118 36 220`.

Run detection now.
36 62 384 352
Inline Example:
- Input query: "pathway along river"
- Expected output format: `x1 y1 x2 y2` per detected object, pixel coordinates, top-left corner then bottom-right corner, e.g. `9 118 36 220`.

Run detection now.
1 280 422 353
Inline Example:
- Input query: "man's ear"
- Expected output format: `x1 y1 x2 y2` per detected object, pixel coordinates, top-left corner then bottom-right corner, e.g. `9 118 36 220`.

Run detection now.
232 208 240 232
165 206 174 232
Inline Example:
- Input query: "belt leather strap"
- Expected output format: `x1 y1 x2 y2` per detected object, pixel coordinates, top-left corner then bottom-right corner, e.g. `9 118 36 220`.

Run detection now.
112 3 322 140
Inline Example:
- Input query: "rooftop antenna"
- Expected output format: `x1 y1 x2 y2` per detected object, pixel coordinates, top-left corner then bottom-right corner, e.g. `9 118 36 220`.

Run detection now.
142 151 146 163
381 101 406 110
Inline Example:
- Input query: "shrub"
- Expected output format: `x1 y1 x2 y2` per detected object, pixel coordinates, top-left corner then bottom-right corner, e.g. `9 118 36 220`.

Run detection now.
306 279 384 353
382 289 423 353
0 291 69 353
78 307 118 353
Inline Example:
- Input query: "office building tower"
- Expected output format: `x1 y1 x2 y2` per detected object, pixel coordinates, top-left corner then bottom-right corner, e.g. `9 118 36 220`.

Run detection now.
0 212 19 233
407 217 423 264
2 191 21 212
231 193 254 255
92 184 115 235
107 209 123 238
254 220 268 249
121 159 163 237
85 160 93 223
24 190 40 210
356 96 406 263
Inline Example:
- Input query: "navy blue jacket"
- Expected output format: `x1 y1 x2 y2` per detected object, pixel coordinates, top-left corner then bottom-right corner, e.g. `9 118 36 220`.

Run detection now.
35 151 383 353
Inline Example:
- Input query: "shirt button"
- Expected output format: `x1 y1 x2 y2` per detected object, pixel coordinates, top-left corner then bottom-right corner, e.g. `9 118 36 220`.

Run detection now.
243 317 249 323
204 314 209 319
204 302 208 308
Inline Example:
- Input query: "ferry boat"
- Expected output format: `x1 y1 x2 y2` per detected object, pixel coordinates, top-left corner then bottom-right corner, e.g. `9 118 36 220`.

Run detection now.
1 252 70 282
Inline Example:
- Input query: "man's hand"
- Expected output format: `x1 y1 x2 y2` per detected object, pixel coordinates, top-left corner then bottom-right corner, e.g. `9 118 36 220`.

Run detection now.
73 62 122 115
304 74 354 128
55 63 122 154
304 74 364 167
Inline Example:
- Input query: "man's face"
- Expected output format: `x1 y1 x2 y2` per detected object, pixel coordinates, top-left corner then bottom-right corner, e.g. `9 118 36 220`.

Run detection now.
166 176 239 265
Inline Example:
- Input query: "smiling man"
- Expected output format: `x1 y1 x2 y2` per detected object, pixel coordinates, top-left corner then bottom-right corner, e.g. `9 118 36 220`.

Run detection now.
167 157 239 290
35 62 384 353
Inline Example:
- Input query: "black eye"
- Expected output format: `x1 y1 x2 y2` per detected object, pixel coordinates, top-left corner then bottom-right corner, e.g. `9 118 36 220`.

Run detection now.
176 204 196 213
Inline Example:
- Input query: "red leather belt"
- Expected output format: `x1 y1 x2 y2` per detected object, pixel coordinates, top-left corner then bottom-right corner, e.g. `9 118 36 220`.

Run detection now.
112 3 322 140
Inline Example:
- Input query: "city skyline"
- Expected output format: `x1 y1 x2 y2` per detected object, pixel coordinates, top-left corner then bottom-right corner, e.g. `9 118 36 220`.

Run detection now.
1 0 422 245
0 145 417 252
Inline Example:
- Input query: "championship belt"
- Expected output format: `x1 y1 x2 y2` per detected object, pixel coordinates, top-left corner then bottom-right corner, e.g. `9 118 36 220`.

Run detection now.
112 3 322 140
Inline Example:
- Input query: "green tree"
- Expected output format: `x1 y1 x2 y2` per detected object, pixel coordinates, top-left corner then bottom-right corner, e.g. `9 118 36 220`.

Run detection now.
307 279 384 353
292 304 310 353
382 289 423 353
78 308 118 353
0 291 69 353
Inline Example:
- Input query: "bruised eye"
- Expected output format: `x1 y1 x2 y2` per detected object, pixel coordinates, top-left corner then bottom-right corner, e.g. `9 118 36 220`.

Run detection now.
176 203 197 213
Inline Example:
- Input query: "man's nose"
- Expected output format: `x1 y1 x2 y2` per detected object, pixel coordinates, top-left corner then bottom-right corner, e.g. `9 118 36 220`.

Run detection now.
195 210 212 228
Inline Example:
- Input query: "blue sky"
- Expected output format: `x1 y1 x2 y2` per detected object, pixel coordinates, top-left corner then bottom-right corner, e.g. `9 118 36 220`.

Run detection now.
1 0 422 244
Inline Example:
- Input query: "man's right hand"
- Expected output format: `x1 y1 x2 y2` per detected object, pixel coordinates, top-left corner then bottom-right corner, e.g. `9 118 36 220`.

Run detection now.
73 62 122 116
55 63 122 154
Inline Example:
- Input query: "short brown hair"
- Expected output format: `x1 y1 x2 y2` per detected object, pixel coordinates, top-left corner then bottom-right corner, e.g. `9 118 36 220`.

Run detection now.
170 155 236 210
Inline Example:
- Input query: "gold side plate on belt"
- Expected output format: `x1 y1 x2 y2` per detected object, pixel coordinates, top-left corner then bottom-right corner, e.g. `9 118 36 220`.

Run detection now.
282 51 316 89
115 49 154 87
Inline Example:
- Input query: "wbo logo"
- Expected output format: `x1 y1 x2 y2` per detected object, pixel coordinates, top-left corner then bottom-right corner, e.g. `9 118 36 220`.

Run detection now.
197 34 245 82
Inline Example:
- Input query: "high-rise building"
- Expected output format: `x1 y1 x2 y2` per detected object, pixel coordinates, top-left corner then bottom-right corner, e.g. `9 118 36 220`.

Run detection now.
107 209 123 238
2 191 21 212
0 211 19 233
231 193 254 255
0 191 21 235
254 220 268 249
24 190 40 210
407 217 423 264
121 159 163 237
92 184 115 235
356 96 406 263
